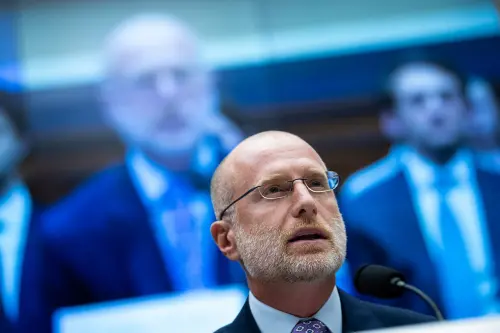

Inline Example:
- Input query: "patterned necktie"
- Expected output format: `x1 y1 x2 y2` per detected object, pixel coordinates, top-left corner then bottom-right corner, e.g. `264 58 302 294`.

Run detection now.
292 318 331 333
434 170 483 318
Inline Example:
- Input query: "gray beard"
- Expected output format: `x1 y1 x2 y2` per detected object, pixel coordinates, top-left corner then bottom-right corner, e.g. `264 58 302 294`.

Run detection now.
234 218 347 283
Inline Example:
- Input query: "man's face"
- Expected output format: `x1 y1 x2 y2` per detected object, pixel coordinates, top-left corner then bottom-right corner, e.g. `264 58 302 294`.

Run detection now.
101 22 213 156
391 64 467 150
231 139 346 283
466 80 499 145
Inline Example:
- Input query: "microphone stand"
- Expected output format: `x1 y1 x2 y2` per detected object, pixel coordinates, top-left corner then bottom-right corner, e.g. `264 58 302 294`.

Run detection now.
391 278 444 321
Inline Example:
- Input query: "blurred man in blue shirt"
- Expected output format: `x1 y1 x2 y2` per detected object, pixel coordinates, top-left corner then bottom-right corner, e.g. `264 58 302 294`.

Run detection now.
21 14 245 333
341 59 500 320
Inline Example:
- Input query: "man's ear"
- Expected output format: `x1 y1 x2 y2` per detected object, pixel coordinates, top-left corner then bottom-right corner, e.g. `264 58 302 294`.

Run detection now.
210 220 240 261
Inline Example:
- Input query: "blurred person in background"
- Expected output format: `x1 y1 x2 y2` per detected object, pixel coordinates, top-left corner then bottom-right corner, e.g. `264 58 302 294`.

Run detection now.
0 106 43 332
20 14 245 333
466 77 500 167
340 59 500 320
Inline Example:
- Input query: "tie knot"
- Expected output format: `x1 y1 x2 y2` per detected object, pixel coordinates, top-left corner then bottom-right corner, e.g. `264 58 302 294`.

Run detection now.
292 318 330 333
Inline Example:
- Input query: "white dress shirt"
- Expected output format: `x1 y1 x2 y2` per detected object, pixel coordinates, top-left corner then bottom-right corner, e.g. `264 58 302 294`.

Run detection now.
400 148 497 312
249 287 342 333
0 181 31 321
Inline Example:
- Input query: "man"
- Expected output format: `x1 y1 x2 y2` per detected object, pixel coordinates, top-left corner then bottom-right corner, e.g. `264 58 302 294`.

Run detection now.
0 107 42 332
21 14 245 333
210 131 435 333
466 77 500 167
340 60 500 319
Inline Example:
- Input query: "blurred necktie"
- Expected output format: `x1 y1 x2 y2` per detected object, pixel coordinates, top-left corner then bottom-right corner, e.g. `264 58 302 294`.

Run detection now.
158 178 207 291
434 170 482 319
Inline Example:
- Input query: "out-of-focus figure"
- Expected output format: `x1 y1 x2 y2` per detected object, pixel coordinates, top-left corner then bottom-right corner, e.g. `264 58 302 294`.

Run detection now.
466 77 500 167
340 59 500 320
0 107 43 333
20 14 245 333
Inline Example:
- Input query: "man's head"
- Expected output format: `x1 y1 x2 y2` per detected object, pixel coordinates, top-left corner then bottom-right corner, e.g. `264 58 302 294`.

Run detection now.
466 77 499 149
210 131 346 284
387 60 467 152
100 14 214 156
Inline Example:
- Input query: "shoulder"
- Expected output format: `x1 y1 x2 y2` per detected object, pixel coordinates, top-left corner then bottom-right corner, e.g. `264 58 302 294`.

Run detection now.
40 163 137 242
340 154 402 202
363 298 436 325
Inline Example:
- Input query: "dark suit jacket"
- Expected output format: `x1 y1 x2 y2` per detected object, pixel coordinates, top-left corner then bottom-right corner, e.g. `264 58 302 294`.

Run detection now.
216 289 435 333
0 202 44 333
19 164 245 333
339 163 500 317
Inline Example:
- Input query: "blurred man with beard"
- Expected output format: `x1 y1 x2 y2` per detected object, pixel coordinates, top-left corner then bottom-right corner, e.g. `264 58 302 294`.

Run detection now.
341 60 500 319
21 14 245 333
210 131 434 333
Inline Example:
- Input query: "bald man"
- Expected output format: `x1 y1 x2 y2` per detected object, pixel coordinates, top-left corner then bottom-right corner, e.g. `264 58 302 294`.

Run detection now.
20 14 245 333
211 131 435 333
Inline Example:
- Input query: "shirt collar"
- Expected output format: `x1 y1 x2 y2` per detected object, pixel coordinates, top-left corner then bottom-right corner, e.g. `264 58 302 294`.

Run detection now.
248 286 342 333
400 147 473 187
0 181 31 232
127 150 169 203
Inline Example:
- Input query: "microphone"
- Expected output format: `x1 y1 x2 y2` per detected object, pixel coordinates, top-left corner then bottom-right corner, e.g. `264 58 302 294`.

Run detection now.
354 264 444 321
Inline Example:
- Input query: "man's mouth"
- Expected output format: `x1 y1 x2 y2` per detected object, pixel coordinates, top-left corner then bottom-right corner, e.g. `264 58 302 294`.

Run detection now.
288 228 328 243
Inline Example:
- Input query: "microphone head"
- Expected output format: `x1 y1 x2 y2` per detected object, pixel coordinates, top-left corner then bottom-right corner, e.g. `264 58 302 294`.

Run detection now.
354 264 406 298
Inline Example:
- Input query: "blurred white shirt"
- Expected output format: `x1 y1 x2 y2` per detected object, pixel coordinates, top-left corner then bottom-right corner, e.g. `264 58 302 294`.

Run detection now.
0 181 31 321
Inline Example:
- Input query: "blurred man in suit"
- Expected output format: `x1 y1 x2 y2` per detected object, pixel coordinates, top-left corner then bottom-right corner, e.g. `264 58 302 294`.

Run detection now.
21 14 245 333
0 107 43 332
466 77 500 167
340 59 500 319
210 131 435 333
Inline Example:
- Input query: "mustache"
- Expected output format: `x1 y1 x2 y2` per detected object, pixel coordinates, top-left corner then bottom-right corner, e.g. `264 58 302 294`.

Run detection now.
284 219 335 241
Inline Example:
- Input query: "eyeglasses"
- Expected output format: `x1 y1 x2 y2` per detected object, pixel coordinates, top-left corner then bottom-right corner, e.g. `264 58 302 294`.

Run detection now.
219 170 340 220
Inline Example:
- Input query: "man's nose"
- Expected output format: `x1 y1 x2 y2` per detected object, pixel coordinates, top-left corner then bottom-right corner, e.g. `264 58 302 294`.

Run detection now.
290 182 318 219
424 94 446 112
156 74 180 100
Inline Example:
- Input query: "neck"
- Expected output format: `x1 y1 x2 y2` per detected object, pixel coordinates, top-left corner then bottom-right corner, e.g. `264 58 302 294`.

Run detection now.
415 145 459 165
142 148 192 172
469 138 499 152
0 173 18 198
248 276 336 318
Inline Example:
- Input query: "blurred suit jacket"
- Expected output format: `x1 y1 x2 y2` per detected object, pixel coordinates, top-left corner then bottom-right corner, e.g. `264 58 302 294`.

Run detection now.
339 157 500 317
19 164 245 333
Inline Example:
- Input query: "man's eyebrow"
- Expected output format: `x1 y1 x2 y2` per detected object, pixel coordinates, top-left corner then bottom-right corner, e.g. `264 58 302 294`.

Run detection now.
257 168 327 185
257 173 287 185
304 168 327 176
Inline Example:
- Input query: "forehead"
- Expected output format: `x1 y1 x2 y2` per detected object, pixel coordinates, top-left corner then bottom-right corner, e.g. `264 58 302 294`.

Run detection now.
392 64 461 95
234 139 326 186
106 23 200 75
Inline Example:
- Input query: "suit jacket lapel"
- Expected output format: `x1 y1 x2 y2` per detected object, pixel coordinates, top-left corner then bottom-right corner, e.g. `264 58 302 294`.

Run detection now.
225 299 261 333
115 165 173 295
475 170 500 293
339 289 383 333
